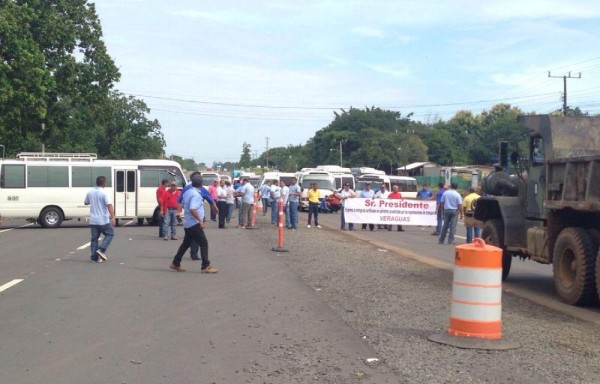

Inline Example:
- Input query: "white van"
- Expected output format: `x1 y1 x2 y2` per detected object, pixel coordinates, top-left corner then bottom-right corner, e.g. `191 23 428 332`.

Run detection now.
297 171 335 210
333 174 355 190
257 172 296 188
389 176 418 199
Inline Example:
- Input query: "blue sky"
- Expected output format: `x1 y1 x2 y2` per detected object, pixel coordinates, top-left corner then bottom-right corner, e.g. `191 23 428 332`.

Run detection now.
95 0 600 165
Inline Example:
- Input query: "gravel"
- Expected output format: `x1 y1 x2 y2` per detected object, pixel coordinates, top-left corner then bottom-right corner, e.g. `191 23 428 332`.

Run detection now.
250 216 600 384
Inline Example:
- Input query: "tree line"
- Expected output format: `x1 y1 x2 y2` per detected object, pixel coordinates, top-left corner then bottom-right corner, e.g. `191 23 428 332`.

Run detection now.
0 0 164 159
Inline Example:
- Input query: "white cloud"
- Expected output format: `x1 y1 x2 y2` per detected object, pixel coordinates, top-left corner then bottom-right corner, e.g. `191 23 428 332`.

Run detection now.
352 26 385 38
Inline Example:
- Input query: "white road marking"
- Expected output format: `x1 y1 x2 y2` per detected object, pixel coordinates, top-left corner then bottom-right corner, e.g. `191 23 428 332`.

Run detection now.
0 222 35 233
0 279 24 293
77 242 91 250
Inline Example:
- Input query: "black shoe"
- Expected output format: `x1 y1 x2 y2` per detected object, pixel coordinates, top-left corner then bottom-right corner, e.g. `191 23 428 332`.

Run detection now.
398 228 405 232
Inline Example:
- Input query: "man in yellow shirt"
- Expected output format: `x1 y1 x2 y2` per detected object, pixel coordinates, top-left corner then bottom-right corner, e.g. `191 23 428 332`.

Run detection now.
307 183 321 228
463 187 482 243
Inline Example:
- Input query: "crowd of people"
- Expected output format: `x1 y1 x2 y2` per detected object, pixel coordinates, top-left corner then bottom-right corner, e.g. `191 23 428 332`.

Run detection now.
84 174 482 272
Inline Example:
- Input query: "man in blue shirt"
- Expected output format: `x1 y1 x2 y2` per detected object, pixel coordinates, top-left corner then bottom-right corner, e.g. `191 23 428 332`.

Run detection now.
431 182 446 236
438 182 463 245
417 184 434 200
84 176 115 263
170 175 218 273
178 172 217 260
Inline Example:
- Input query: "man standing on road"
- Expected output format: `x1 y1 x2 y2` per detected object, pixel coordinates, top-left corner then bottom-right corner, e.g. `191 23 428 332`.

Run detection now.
207 179 219 222
336 182 355 231
388 184 405 232
431 182 446 236
307 183 321 229
225 181 235 224
260 180 272 216
156 178 169 238
374 183 390 229
161 182 182 240
237 178 255 228
216 179 228 229
360 183 375 231
287 177 301 230
438 182 463 245
170 175 218 273
270 180 281 225
84 176 116 263
463 187 482 243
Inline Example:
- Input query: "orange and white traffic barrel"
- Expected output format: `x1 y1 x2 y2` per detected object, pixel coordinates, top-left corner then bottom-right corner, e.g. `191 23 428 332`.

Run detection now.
428 238 520 350
449 238 502 339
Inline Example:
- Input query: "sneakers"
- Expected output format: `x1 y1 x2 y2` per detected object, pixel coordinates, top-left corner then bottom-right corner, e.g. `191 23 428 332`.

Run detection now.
163 237 169 241
95 250 107 261
316 225 322 229
430 232 439 236
90 259 104 263
169 263 186 272
171 237 178 240
307 224 311 228
201 265 218 274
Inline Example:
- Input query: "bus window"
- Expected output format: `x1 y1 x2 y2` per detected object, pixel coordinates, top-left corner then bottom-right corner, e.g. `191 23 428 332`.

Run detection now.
116 171 125 192
28 166 68 188
1 164 25 188
72 166 112 187
127 171 136 192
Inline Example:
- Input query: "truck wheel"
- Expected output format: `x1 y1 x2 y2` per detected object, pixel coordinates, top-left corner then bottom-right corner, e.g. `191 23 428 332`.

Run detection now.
481 219 512 281
553 227 597 306
39 207 64 228
148 206 161 226
137 218 145 226
587 229 600 299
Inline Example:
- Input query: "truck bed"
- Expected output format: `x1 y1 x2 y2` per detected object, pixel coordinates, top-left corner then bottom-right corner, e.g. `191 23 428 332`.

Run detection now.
545 154 600 211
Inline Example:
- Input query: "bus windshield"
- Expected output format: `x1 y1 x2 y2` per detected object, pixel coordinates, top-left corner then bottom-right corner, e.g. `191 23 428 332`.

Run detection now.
301 179 334 190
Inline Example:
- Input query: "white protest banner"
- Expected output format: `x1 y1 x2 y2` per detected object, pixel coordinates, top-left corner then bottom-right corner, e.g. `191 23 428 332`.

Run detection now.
344 198 437 226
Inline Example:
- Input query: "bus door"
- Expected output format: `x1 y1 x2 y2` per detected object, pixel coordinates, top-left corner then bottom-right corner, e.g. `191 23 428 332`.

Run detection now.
114 169 137 217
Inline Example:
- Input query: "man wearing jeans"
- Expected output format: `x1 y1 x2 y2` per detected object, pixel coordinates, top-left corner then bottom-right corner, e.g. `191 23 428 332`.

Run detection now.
336 183 355 231
287 177 301 230
438 182 463 245
170 175 218 273
84 176 115 263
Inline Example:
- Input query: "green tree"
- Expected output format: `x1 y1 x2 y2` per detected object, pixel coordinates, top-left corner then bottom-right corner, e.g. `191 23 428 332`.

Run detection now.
239 142 252 168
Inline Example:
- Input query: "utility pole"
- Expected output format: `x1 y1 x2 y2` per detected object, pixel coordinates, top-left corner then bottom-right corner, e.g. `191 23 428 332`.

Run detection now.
265 137 269 169
548 71 581 116
338 139 347 167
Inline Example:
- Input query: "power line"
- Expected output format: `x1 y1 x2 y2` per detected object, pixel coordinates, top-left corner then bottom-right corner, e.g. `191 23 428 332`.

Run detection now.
548 71 582 116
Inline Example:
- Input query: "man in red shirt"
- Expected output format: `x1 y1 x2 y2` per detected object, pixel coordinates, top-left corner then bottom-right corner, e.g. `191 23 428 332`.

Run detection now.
156 179 169 238
161 182 182 240
207 179 219 222
388 184 405 232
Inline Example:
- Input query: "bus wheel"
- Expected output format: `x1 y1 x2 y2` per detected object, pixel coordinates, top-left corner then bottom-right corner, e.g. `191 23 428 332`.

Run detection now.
39 207 63 228
137 218 145 226
553 227 597 306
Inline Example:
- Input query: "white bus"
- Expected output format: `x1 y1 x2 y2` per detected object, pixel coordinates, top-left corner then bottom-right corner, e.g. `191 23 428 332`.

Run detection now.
0 152 186 228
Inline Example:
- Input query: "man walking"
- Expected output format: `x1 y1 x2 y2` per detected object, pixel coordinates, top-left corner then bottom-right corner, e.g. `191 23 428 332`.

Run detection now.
84 176 116 263
170 175 218 273
438 182 463 245
287 177 301 230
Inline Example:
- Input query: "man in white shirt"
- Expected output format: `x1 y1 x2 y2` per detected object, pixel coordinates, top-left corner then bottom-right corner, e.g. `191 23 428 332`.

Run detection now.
374 183 390 229
336 183 355 231
216 179 228 229
269 181 281 224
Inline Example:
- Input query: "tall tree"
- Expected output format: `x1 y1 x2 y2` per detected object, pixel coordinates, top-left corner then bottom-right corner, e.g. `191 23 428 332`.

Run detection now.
239 142 252 168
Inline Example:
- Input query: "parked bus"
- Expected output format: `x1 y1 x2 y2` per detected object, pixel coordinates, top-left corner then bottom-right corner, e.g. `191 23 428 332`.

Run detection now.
0 152 186 227
389 175 418 198
257 172 296 188
297 171 335 211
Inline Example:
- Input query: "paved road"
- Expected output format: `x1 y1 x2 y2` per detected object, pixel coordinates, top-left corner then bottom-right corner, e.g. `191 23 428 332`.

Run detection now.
0 219 397 383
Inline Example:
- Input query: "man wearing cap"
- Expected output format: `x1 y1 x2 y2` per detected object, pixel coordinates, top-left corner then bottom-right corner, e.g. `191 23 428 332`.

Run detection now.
170 175 218 273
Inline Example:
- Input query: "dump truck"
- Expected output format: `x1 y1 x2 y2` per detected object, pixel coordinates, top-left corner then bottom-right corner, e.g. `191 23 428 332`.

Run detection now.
475 115 600 306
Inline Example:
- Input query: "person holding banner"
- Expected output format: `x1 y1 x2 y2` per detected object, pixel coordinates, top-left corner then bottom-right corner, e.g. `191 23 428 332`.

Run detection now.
360 183 375 231
375 183 390 229
388 184 405 232
336 182 355 231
